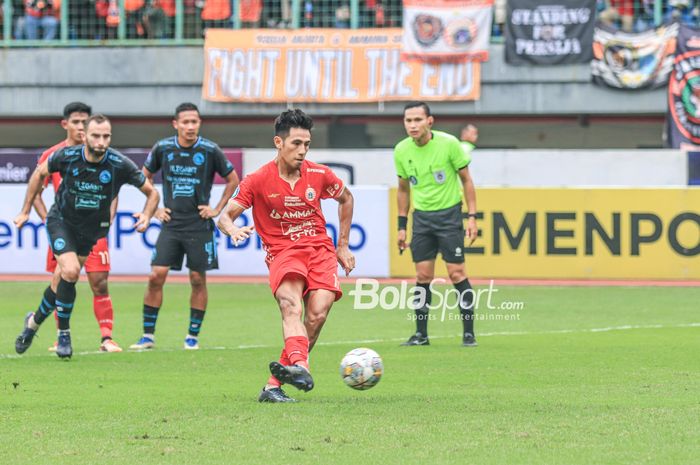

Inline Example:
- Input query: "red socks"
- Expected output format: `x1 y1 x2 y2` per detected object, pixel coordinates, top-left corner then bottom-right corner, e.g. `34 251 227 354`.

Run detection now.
285 335 309 370
93 295 114 339
267 349 291 387
266 336 310 387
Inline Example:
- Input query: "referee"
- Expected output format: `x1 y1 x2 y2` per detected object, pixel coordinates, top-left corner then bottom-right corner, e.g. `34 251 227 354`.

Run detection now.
394 102 479 347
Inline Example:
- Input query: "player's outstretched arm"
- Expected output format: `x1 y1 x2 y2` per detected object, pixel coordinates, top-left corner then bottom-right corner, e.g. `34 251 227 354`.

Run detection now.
336 187 356 276
15 161 50 229
217 200 254 246
458 167 478 246
133 178 160 233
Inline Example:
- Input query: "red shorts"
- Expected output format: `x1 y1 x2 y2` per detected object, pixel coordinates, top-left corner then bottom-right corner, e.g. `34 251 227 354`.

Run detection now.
268 245 342 301
46 237 111 273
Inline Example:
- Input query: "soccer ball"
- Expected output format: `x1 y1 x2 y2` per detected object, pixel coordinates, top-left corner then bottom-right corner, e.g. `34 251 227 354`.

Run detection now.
339 348 383 390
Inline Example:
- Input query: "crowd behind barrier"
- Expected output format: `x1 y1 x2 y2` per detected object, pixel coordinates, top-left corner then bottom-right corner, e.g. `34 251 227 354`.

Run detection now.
1 0 692 44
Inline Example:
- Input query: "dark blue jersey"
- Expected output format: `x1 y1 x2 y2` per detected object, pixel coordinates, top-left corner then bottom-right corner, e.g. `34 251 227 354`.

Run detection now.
144 136 234 231
47 145 146 239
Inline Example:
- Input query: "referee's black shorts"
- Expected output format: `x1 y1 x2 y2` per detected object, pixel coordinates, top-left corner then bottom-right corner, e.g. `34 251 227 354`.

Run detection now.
410 203 465 264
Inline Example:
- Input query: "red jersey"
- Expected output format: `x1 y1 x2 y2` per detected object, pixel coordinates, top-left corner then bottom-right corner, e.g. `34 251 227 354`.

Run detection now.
37 140 68 193
231 159 345 264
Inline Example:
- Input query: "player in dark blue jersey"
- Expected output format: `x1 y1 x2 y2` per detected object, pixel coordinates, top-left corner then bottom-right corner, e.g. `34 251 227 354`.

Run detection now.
14 114 160 359
130 103 239 351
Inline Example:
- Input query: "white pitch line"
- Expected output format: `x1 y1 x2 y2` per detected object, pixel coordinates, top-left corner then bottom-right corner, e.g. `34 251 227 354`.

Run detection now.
2 322 699 360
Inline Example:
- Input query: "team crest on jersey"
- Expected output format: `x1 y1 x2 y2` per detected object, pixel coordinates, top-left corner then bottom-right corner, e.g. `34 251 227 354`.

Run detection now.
305 187 316 201
409 175 418 186
433 170 446 184
72 168 79 177
99 170 112 184
193 153 205 166
53 238 66 251
167 152 175 162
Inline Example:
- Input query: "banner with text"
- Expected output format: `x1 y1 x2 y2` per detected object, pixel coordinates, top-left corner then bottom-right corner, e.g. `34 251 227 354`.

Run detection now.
203 28 481 102
667 24 700 149
591 22 678 89
0 185 389 277
390 188 700 279
505 0 595 65
401 0 493 62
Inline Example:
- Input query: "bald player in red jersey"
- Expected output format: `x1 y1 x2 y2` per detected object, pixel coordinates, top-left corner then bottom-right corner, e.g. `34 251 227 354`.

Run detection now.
218 109 355 403
33 102 122 353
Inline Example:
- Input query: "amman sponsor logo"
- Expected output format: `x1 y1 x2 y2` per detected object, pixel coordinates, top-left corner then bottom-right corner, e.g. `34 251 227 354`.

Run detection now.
270 209 314 220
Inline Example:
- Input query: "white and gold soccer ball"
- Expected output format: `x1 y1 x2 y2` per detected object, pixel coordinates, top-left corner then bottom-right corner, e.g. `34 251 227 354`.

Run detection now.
339 348 383 390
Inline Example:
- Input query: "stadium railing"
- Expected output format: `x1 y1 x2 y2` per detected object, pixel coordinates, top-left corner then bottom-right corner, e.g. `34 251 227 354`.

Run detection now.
0 0 680 47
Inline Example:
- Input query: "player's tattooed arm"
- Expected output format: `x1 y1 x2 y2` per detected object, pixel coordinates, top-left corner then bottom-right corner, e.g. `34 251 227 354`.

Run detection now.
15 161 50 228
217 200 254 246
336 187 356 275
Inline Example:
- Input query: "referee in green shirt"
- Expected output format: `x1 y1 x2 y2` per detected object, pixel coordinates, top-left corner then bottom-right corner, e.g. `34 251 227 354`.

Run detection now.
394 102 479 347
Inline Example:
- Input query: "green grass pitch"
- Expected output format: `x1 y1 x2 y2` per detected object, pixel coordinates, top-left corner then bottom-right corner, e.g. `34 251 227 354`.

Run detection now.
1 281 699 464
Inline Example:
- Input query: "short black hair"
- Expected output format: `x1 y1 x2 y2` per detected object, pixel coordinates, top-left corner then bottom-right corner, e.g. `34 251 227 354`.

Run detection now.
85 114 110 130
274 109 314 138
175 102 200 119
63 102 92 119
403 101 431 117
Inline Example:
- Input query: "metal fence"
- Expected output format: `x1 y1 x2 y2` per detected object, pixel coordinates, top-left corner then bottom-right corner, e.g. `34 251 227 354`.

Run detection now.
0 0 682 46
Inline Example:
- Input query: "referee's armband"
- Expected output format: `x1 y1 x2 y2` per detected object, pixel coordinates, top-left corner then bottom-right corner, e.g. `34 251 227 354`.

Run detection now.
398 215 408 231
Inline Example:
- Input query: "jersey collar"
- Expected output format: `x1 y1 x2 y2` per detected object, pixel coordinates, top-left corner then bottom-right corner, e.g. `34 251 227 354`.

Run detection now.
175 136 201 149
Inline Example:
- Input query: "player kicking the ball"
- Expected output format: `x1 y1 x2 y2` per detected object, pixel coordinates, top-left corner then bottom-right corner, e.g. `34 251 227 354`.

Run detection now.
218 109 355 403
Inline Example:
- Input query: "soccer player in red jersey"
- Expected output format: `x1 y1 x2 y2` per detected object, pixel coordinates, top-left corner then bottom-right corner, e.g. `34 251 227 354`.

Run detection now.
218 109 356 403
32 102 123 353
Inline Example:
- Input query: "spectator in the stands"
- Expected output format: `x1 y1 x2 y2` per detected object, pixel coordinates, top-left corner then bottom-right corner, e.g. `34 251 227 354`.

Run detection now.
24 0 59 40
240 0 262 28
201 0 230 31
598 0 635 32
492 0 505 37
335 2 350 28
155 0 176 38
124 0 145 38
